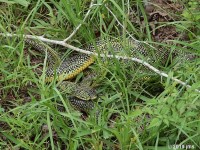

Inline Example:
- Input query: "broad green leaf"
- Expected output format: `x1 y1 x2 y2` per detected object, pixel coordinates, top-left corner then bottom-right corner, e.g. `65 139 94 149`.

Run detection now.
147 118 162 129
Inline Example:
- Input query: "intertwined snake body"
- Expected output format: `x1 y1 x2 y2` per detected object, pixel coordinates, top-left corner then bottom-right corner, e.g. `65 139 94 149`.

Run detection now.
25 37 197 113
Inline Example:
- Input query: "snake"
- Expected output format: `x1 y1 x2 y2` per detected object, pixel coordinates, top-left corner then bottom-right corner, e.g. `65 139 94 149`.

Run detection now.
25 39 98 112
24 37 198 113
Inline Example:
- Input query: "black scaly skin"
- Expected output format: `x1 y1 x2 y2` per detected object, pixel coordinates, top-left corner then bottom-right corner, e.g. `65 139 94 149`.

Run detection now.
25 37 198 114
24 39 96 111
24 39 60 66
68 96 94 112
58 81 97 100
69 38 197 114
25 39 94 82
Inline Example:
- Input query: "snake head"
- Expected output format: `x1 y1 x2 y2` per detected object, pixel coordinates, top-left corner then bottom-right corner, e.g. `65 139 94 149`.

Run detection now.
73 86 97 100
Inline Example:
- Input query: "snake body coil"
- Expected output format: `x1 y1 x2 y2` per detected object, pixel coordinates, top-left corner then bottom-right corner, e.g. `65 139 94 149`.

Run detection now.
25 38 197 113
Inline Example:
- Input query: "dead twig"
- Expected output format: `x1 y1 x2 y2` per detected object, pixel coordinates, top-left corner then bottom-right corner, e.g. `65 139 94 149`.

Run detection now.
1 32 199 93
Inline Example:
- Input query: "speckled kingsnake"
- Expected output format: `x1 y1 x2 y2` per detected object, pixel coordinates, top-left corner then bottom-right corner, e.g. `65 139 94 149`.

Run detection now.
25 37 197 113
25 38 97 112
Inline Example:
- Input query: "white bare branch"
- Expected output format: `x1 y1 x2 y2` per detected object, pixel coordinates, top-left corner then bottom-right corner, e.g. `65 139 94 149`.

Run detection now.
1 32 199 93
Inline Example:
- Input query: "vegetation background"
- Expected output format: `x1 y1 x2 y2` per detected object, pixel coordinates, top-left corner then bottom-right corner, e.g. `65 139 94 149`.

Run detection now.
0 0 200 149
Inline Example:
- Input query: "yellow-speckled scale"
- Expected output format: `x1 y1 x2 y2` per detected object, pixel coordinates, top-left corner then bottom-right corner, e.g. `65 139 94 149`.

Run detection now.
45 55 95 82
25 37 197 112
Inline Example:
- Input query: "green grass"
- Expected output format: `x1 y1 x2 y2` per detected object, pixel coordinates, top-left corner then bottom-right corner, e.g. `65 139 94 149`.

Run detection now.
0 0 200 149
